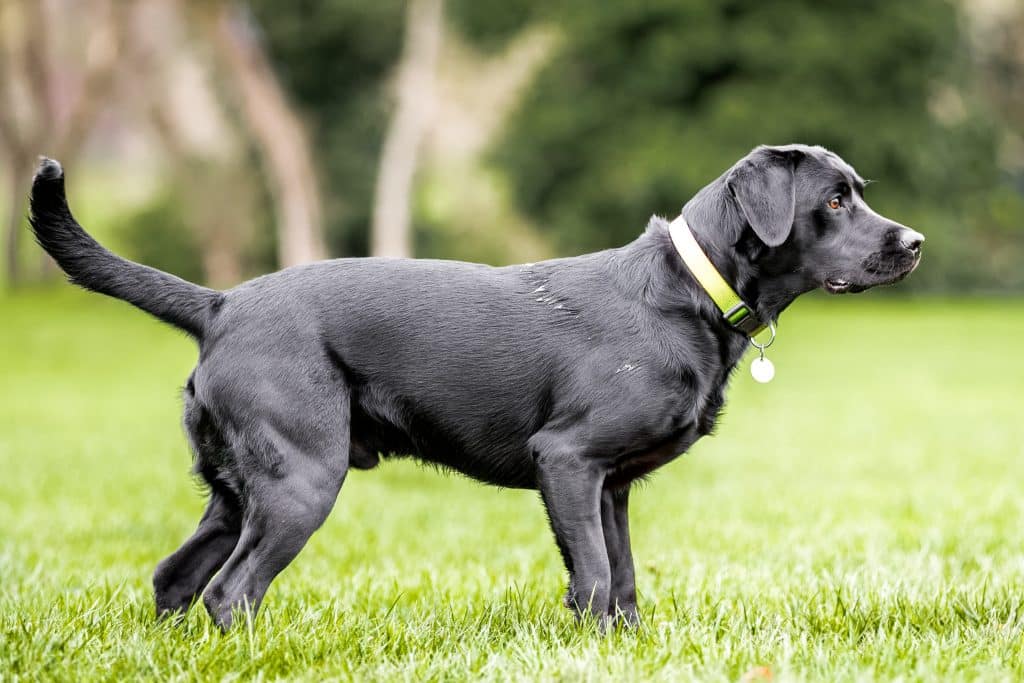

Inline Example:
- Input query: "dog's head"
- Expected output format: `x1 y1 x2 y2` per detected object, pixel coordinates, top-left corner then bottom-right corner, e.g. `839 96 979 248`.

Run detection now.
705 144 923 307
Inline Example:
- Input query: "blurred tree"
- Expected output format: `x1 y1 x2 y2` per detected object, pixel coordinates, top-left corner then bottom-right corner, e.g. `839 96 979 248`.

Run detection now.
196 1 326 267
371 0 444 258
417 23 558 264
968 1 1024 136
8 0 1006 291
249 0 1020 289
123 0 264 288
0 0 128 285
963 0 1024 290
492 0 1015 291
0 0 326 288
248 0 407 258
248 0 557 263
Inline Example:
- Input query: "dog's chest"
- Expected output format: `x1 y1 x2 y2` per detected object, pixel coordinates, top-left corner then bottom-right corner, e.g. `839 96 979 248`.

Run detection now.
606 428 699 487
603 356 735 487
694 377 730 435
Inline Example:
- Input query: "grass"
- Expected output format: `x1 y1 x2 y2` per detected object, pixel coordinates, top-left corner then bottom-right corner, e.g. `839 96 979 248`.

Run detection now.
2 288 1023 681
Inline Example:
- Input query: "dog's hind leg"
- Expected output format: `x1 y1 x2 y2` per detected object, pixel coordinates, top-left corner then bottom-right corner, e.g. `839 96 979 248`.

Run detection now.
199 387 350 630
153 490 241 618
152 385 243 618
201 462 345 630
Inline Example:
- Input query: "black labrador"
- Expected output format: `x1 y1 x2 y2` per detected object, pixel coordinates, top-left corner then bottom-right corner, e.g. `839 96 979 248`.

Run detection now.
28 144 923 630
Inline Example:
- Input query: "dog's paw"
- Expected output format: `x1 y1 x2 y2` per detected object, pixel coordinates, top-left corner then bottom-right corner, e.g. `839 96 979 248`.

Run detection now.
202 587 236 632
609 603 641 629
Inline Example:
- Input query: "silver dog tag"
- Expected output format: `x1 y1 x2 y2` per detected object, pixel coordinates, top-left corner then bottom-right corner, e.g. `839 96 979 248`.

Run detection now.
750 356 774 383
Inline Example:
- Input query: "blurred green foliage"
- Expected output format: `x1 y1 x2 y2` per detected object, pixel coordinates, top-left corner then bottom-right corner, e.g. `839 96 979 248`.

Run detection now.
251 0 1023 292
112 158 277 287
112 190 205 285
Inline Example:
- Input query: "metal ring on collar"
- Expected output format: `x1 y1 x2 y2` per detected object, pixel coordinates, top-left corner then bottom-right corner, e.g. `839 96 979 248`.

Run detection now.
750 320 776 352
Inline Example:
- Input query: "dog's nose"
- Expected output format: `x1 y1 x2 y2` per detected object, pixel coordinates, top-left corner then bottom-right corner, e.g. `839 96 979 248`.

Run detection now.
899 229 925 253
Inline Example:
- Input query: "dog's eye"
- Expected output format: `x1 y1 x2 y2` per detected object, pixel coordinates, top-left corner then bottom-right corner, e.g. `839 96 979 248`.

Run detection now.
828 196 842 210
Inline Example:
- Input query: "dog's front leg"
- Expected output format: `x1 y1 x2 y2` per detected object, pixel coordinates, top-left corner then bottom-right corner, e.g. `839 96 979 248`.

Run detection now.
533 440 610 626
601 485 639 626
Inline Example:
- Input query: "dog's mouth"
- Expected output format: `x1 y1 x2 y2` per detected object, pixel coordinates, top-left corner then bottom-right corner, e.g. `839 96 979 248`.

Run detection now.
823 278 852 294
823 278 869 294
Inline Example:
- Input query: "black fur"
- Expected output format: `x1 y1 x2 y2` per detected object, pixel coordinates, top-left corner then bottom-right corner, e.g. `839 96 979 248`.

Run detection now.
28 145 923 630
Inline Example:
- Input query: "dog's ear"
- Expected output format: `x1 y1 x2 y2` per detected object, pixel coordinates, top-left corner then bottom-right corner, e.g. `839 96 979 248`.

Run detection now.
726 147 800 247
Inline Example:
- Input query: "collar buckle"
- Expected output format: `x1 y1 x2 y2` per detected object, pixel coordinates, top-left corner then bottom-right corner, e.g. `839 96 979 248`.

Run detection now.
723 302 765 336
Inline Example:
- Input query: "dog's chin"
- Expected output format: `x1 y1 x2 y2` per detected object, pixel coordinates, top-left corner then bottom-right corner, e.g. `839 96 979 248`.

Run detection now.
823 254 921 295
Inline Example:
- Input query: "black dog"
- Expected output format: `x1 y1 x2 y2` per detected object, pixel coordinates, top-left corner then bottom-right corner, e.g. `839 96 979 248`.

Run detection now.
29 144 923 630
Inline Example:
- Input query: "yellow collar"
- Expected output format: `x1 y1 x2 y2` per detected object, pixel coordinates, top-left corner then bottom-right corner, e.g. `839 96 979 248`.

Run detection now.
667 214 766 337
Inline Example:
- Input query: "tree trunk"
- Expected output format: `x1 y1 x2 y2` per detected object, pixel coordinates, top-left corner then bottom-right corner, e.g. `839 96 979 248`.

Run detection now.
0 0 128 286
205 2 326 268
4 162 27 285
370 0 444 258
201 230 244 287
152 127 247 289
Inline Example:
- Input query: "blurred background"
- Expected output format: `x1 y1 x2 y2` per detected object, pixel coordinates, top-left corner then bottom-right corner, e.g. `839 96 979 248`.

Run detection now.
3 4 1024 676
0 0 1022 290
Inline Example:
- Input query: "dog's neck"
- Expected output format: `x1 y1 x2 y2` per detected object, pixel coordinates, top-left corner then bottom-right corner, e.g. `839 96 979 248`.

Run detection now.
680 178 809 325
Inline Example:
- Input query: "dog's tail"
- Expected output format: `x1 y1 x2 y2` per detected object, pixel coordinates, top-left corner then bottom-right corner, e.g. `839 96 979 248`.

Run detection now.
29 157 220 339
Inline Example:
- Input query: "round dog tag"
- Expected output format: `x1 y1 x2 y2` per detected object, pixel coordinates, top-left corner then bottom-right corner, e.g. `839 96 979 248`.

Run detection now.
750 356 775 383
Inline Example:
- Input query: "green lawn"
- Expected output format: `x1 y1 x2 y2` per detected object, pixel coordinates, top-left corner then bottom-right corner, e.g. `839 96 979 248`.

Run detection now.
2 289 1023 681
